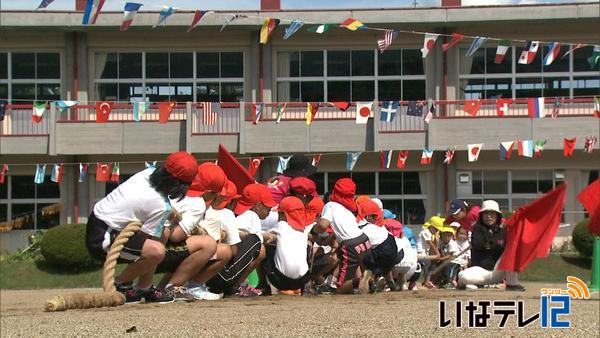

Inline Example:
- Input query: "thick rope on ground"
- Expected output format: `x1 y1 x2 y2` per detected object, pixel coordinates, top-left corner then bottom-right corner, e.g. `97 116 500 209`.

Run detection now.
102 221 142 293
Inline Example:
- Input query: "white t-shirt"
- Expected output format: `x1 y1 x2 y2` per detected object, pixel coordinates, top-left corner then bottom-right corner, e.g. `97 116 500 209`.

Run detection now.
455 239 471 267
440 239 461 265
261 210 279 232
416 228 433 255
167 196 206 237
236 210 264 242
212 208 241 246
271 221 309 279
93 168 170 238
358 220 389 247
395 236 417 268
320 201 363 242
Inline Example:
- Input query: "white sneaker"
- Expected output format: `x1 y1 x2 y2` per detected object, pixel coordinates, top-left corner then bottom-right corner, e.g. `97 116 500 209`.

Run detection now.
186 282 221 301
465 284 478 290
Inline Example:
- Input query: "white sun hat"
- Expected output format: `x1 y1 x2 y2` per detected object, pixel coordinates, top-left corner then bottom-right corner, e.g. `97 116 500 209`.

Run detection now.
479 200 502 215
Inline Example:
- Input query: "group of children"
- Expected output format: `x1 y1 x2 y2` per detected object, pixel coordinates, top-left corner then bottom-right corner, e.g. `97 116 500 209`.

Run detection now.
85 152 518 304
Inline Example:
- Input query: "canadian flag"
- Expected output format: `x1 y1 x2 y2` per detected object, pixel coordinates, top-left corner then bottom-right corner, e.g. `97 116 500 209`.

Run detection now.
468 143 483 162
355 102 372 124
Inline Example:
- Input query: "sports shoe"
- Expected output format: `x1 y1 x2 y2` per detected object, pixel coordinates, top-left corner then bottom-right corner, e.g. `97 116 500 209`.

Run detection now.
358 270 373 294
141 286 175 304
465 284 478 290
369 280 378 294
388 279 401 292
278 289 297 296
186 282 221 301
408 281 418 291
441 283 456 289
315 283 336 295
164 285 194 302
506 284 526 292
115 283 143 304
236 284 262 297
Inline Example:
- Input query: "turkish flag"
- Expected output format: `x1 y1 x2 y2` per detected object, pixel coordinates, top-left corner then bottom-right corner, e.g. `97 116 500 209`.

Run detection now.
217 144 255 195
95 163 112 182
248 156 264 177
563 137 577 157
496 99 513 117
498 183 566 272
463 99 482 116
159 102 175 124
577 178 600 236
96 101 113 123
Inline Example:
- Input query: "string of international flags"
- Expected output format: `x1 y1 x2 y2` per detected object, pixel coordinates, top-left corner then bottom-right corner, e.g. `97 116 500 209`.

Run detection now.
0 134 597 186
35 1 600 68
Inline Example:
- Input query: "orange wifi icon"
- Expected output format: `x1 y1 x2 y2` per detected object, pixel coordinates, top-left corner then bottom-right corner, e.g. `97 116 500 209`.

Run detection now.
565 276 590 300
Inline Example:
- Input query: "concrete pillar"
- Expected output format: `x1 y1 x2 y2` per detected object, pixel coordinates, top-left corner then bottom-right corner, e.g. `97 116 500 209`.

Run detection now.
250 32 260 102
185 102 192 153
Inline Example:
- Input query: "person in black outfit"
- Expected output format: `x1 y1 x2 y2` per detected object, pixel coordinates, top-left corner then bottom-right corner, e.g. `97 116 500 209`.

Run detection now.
457 200 525 291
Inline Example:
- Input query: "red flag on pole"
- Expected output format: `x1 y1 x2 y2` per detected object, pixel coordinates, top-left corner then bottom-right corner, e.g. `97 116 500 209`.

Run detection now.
159 102 175 124
217 144 255 195
248 156 264 177
463 99 482 116
498 183 567 272
442 33 465 52
563 137 577 157
577 178 600 236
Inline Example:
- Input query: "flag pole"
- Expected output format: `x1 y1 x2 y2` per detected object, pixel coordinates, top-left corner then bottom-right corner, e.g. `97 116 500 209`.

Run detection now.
590 237 600 293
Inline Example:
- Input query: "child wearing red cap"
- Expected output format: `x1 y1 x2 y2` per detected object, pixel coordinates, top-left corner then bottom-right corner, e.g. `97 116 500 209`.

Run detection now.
262 196 313 293
85 151 198 304
315 178 372 294
206 183 277 297
155 163 226 301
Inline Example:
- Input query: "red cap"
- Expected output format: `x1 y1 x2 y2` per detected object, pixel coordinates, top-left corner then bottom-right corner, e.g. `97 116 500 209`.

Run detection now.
383 219 403 237
306 196 325 225
330 178 357 213
234 183 278 215
278 196 307 231
289 177 318 197
164 151 198 183
358 199 383 225
215 180 241 210
187 162 227 197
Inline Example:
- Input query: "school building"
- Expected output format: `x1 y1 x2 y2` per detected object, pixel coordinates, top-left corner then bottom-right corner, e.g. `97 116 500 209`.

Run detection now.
0 1 599 250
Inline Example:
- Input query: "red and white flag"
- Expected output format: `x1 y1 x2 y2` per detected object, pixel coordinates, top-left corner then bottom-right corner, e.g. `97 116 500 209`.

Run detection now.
518 41 539 65
421 33 439 58
562 43 586 59
187 10 209 32
32 101 46 123
355 101 372 124
396 150 409 169
120 2 143 31
468 143 483 162
495 39 512 64
159 102 175 124
50 163 63 183
96 163 111 182
444 147 455 165
496 98 513 117
0 164 8 184
377 29 398 54
464 99 482 116
442 33 464 52
543 42 561 66
563 137 577 157
248 157 264 177
312 154 322 167
96 101 113 123
420 149 433 165
584 136 597 154
202 102 219 125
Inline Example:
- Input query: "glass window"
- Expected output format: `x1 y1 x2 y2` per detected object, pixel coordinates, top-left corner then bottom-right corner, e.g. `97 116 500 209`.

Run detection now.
12 53 36 79
119 82 144 101
0 204 6 222
221 82 244 102
146 53 169 78
515 77 543 98
378 172 402 195
197 83 220 102
96 52 118 79
11 204 35 228
512 170 538 193
301 51 323 77
96 83 118 101
328 51 350 76
462 78 485 99
170 53 193 78
472 171 482 194
351 81 374 101
0 178 7 198
483 171 508 194
12 84 36 100
486 78 512 99
486 48 511 74
516 46 542 73
0 52 7 79
277 51 299 77
11 175 36 198
301 81 324 102
37 179 60 198
312 172 325 194
378 80 401 101
403 172 424 194
36 53 60 79
573 46 595 72
403 199 426 225
538 171 553 193
327 172 375 195
277 81 299 102
543 46 569 73
0 84 7 98
221 52 243 78
327 81 350 102
197 52 220 78
403 80 426 101
119 53 142 78
378 50 402 76
542 77 570 97
402 49 424 75
573 76 600 96
37 203 60 229
37 84 61 101
462 48 485 75
351 51 374 76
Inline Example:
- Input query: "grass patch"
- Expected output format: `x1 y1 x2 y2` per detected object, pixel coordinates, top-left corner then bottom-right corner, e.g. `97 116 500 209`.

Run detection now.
519 253 592 283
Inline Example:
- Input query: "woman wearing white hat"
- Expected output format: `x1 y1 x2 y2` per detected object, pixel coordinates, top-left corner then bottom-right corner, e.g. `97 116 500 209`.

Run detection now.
457 200 525 291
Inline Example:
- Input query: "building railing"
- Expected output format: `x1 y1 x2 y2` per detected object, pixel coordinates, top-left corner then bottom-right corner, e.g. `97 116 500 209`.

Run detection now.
1 97 597 136
0 103 50 136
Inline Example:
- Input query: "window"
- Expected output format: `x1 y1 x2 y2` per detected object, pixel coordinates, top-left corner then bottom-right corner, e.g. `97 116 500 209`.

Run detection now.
459 45 599 99
94 51 244 102
1 174 60 230
276 49 425 102
0 52 61 101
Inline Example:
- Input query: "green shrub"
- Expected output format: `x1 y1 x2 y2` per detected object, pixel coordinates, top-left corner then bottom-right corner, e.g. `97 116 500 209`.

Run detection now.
41 223 100 270
572 218 594 258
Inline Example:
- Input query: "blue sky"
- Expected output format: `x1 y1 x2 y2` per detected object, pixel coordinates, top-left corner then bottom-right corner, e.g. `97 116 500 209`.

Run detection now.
1 0 593 11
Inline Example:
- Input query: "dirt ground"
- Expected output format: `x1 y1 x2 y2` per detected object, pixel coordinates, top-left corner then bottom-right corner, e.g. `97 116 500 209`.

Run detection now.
1 283 598 337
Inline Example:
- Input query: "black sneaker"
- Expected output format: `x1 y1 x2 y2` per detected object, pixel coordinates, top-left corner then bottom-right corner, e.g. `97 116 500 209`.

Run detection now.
369 280 378 294
315 283 336 295
141 286 174 304
388 279 401 292
115 283 143 304
506 284 526 292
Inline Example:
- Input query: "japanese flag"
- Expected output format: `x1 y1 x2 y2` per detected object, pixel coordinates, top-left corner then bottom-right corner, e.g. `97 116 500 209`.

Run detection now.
468 143 483 162
355 102 372 124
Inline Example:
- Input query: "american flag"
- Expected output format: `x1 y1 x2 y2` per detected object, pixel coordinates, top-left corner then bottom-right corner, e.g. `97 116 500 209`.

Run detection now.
377 29 398 54
202 102 220 125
